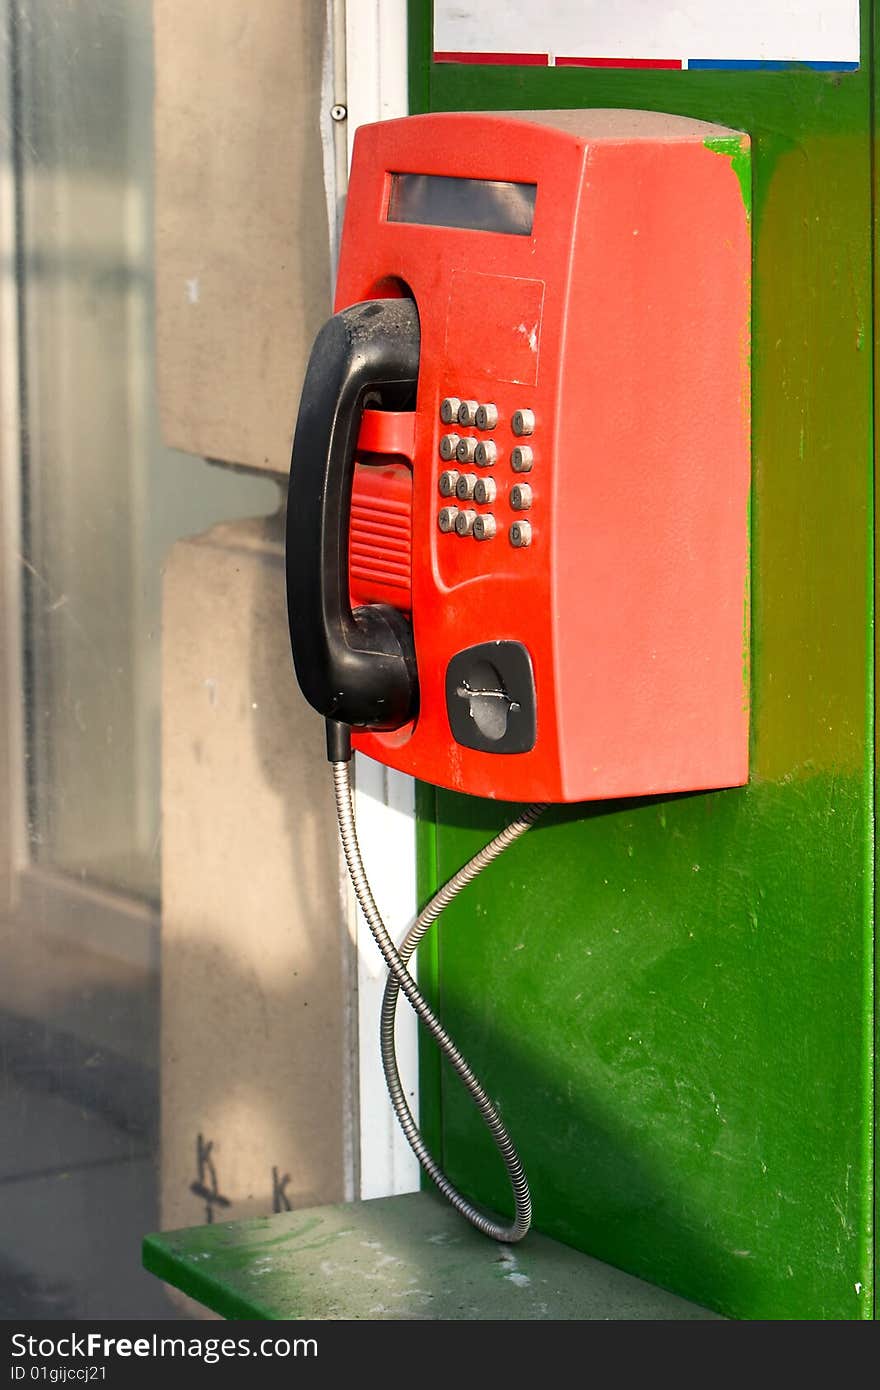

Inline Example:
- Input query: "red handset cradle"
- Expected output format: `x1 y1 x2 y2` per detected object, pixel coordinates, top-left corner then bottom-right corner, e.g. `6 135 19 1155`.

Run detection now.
286 110 751 803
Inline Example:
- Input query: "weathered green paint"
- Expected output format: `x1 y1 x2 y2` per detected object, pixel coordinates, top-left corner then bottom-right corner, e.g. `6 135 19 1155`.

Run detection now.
703 135 752 220
410 1 874 1320
142 1192 719 1320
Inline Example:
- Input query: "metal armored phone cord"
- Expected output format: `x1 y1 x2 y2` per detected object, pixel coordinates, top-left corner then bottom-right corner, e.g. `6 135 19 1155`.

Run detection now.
332 758 547 1244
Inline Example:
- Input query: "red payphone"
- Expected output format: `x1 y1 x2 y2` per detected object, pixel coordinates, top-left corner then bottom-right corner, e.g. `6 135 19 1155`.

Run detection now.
286 110 751 1241
287 109 751 803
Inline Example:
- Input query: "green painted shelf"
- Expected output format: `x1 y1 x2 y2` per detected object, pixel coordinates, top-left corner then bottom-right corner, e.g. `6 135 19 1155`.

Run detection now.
143 1193 719 1321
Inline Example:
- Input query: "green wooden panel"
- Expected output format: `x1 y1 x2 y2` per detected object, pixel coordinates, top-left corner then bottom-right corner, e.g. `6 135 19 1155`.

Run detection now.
411 1 874 1321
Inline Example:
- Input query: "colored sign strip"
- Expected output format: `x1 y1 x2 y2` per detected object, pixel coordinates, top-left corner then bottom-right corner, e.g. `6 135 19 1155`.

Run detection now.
433 51 549 66
555 56 683 69
433 51 858 72
687 58 859 70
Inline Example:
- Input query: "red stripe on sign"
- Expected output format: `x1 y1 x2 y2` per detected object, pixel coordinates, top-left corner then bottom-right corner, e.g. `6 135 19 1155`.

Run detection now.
433 50 549 66
555 55 683 69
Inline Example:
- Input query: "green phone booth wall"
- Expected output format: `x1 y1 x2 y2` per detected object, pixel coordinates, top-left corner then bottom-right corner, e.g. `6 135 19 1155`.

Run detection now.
409 1 875 1321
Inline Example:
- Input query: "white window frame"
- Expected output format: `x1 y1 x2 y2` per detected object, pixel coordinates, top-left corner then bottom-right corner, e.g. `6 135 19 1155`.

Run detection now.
336 0 420 1199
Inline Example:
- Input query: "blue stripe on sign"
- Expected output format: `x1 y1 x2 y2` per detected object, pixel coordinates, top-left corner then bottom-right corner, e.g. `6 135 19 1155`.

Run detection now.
688 58 859 71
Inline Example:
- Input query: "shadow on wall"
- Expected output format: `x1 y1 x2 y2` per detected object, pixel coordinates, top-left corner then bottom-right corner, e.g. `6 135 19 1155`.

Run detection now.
422 982 760 1320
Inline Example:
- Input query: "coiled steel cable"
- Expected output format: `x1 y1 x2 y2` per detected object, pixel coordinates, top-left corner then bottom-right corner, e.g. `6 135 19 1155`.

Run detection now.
332 759 546 1243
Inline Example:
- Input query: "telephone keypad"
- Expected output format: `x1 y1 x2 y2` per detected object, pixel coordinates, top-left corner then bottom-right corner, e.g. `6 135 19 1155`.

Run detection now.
437 390 536 550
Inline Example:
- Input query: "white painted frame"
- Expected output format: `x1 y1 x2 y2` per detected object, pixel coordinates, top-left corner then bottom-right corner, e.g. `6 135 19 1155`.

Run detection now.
339 0 420 1199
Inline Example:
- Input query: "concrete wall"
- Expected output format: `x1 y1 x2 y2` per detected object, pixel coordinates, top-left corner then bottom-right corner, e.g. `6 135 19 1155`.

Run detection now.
161 515 355 1229
154 2 351 1230
153 0 331 474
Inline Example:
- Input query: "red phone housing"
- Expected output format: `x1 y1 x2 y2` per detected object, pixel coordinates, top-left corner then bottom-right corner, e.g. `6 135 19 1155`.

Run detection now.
339 110 750 803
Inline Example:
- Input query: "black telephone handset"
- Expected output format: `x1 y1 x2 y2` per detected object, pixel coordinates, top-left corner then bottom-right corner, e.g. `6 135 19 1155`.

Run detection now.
286 299 420 752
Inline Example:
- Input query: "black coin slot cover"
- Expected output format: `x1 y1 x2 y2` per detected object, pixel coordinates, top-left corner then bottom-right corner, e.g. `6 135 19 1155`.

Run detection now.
445 641 536 754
